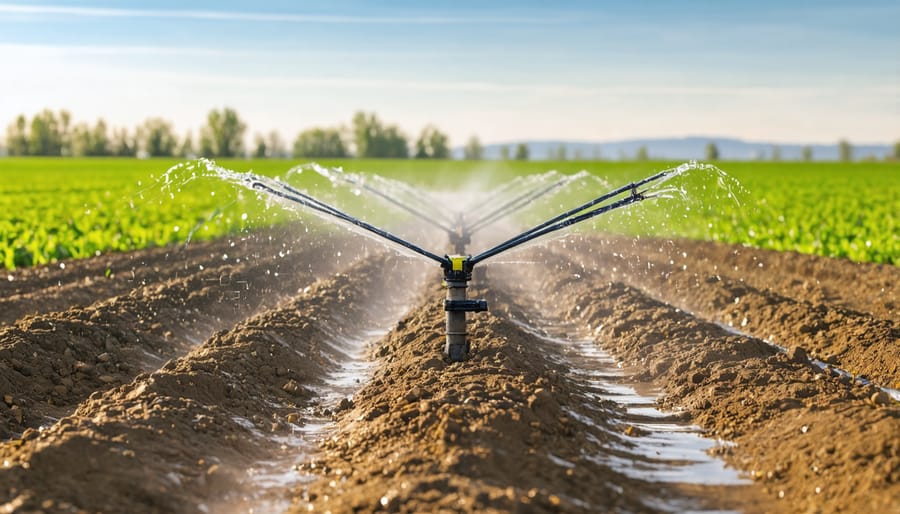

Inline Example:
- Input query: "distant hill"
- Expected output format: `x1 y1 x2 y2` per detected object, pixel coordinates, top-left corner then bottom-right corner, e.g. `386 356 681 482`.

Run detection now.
454 137 894 161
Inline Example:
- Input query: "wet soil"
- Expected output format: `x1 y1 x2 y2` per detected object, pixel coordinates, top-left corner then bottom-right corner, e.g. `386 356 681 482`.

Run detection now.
0 234 897 513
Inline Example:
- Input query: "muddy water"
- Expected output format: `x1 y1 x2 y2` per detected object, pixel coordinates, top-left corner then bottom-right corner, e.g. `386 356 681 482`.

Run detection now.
510 316 749 512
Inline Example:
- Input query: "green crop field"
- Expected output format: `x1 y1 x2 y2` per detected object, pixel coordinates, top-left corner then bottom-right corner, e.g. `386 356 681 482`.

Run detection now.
0 158 897 270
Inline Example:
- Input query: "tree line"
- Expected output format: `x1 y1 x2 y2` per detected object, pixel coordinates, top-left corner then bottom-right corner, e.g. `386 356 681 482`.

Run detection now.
5 108 896 161
2 108 512 160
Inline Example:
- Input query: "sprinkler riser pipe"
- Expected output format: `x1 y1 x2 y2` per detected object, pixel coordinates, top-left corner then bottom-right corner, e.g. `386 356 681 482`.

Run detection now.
444 279 468 361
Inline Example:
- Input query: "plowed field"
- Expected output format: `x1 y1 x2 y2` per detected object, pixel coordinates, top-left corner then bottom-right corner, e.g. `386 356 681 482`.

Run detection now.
1 232 897 513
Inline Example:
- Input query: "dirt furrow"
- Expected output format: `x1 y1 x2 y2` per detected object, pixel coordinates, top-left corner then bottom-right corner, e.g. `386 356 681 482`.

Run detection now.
0 227 338 325
552 236 900 387
0 255 420 513
563 235 898 322
531 251 900 513
0 236 361 439
289 279 768 514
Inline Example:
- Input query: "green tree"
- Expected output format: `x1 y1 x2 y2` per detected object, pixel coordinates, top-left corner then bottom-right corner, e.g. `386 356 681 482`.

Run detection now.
5 115 29 156
838 139 853 162
893 141 900 161
70 119 110 156
58 111 72 156
178 131 195 158
266 131 286 158
28 109 65 156
463 136 483 160
351 111 409 158
771 145 782 161
293 128 348 158
635 145 649 161
514 143 529 161
111 128 137 157
199 107 246 158
414 125 450 159
252 133 268 159
500 145 511 160
705 142 719 161
138 118 177 157
801 145 813 162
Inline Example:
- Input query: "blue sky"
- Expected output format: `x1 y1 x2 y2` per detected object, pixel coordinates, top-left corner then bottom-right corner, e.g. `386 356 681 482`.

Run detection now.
1 0 897 145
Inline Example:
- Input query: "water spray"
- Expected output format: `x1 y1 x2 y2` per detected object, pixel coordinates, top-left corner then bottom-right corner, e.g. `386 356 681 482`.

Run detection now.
248 169 673 362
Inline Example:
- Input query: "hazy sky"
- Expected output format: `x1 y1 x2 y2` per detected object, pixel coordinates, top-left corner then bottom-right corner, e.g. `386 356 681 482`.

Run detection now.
1 0 897 145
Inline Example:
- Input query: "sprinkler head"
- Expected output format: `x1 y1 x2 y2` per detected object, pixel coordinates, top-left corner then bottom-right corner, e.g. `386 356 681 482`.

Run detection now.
442 255 487 362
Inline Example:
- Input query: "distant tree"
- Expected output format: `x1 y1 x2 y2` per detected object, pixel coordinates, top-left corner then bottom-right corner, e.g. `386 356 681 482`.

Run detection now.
293 128 348 158
573 148 584 160
199 107 246 158
69 123 91 157
514 143 529 161
381 126 409 158
5 115 29 156
635 145 649 161
137 118 177 157
463 136 483 160
801 145 813 162
252 133 268 159
28 109 66 156
351 111 409 158
59 111 72 156
70 119 110 156
771 145 782 161
705 142 720 161
111 128 137 157
414 125 450 159
893 141 900 161
837 139 853 162
592 145 603 161
500 145 511 160
266 131 286 158
178 131 195 158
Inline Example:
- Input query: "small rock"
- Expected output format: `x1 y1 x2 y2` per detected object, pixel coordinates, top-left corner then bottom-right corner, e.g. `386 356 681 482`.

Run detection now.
286 413 300 424
10 405 23 424
404 387 423 403
275 367 289 377
789 346 808 363
96 352 112 363
282 379 302 395
690 371 706 384
97 375 117 384
422 358 443 370
2 394 12 406
338 397 353 411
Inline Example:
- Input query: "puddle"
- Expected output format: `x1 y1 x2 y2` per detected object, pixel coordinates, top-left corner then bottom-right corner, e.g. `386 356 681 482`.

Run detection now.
512 318 748 512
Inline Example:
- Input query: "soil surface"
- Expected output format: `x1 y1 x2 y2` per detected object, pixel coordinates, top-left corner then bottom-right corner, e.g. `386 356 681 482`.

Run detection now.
1 232 897 513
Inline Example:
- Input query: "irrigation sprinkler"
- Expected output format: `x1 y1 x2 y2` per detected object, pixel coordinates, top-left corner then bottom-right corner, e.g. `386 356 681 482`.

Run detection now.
249 169 672 362
311 167 582 254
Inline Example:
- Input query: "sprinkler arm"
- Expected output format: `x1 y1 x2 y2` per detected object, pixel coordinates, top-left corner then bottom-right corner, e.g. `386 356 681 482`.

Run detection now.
250 179 447 265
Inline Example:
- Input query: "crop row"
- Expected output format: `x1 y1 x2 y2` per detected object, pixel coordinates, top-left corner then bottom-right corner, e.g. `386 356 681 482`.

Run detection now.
0 158 896 269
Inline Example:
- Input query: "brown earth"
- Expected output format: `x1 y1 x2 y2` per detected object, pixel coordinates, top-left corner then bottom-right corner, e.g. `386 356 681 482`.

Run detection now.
0 233 897 513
